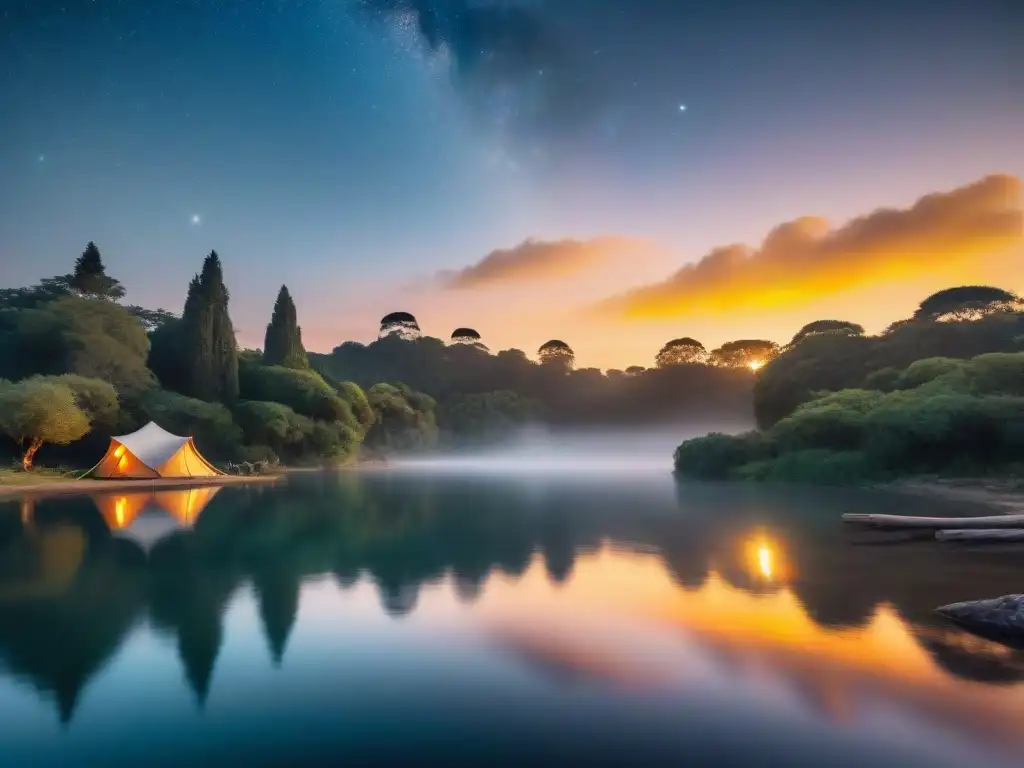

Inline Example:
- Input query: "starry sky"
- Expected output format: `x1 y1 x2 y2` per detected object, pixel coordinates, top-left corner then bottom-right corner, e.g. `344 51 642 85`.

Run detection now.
3 0 1023 369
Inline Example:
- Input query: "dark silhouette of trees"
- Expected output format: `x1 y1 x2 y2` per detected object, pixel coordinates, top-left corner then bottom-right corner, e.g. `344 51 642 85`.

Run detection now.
710 339 779 369
790 320 865 346
913 286 1020 322
451 327 482 345
70 242 125 300
656 337 707 367
379 311 421 340
538 339 575 371
262 285 308 369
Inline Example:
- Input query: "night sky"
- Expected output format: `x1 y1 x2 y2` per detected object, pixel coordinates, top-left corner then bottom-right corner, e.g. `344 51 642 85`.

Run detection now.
3 0 1022 368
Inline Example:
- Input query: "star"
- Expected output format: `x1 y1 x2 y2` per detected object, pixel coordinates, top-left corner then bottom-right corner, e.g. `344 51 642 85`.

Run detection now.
37 153 45 162
191 214 201 225
678 104 687 112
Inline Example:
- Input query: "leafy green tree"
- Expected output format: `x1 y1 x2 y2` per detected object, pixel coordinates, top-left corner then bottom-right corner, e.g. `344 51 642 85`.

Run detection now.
233 400 314 460
71 242 126 300
0 377 91 470
789 320 864 346
3 295 154 392
54 374 119 431
365 382 438 453
655 337 707 367
709 339 779 370
239 362 357 427
913 286 1020 322
262 285 308 369
178 252 239 403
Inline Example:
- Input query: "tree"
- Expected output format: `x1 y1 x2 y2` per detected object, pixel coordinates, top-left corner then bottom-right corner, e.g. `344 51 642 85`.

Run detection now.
656 337 707 367
365 382 438 453
71 242 125 300
913 286 1020 323
379 312 421 341
262 285 308 369
179 252 239 403
538 340 575 370
0 377 91 470
625 366 646 376
125 305 176 332
709 339 780 370
450 327 487 350
3 295 155 393
790 320 864 346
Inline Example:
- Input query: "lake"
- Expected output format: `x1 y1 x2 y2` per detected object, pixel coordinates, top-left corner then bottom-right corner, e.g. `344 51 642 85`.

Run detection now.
1 468 1023 766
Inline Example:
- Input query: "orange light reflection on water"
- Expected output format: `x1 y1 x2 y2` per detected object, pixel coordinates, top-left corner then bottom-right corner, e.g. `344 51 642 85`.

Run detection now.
475 547 1024 749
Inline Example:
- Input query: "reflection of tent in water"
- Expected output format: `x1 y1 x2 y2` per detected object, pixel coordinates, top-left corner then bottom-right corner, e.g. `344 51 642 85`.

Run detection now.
93 487 222 552
84 421 222 479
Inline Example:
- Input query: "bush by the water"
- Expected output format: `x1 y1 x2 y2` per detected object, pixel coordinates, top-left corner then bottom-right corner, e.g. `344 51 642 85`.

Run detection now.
675 351 1024 484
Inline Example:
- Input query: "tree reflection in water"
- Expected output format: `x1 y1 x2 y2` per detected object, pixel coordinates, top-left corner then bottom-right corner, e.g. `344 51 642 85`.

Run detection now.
0 473 1023 729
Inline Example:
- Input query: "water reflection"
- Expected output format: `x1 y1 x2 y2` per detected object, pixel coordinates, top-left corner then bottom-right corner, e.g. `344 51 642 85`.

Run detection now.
1 474 1023 764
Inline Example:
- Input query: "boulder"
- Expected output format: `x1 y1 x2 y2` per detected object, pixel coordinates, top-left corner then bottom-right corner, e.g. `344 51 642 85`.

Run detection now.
936 594 1024 645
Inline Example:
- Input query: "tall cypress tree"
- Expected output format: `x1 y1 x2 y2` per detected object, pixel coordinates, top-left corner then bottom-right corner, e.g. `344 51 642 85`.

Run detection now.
179 251 239 402
71 241 125 299
262 285 308 369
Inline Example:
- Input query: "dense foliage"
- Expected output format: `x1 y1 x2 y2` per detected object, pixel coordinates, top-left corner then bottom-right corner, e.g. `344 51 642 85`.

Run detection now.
0 244 429 471
677 349 1024 484
312 333 756 435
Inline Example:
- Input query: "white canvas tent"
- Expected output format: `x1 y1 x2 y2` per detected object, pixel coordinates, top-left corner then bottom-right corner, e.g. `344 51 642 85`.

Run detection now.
86 421 223 479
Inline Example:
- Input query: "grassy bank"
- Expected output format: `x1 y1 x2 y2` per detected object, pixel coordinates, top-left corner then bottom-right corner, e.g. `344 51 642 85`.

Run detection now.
0 467 76 488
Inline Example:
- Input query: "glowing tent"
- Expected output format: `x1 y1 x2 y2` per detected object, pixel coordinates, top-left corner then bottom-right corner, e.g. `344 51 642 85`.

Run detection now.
86 422 223 479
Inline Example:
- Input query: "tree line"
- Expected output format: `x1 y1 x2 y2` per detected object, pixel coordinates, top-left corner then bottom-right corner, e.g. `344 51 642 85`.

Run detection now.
0 241 770 470
0 244 437 470
674 285 1024 483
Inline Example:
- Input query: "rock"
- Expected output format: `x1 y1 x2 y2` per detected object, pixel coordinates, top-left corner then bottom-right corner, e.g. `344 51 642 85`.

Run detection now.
936 594 1024 644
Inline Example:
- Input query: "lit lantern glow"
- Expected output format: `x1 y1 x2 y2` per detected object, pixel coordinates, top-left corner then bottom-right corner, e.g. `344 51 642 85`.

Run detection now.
113 444 125 458
114 497 127 527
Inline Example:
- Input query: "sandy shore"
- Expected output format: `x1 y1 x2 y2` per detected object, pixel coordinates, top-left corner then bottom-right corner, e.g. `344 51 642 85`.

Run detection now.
881 479 1024 515
0 473 283 500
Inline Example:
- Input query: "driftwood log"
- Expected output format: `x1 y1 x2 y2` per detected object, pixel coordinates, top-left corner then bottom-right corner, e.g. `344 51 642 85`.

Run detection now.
842 512 1024 530
936 529 1024 542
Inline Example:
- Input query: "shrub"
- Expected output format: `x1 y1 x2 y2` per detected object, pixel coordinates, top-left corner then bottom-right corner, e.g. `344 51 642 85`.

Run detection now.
769 389 883 452
895 357 966 390
733 450 879 485
673 431 773 480
239 363 355 426
140 388 243 460
861 367 901 392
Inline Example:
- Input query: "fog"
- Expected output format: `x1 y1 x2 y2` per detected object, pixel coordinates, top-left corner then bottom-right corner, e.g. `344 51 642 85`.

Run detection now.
386 422 748 476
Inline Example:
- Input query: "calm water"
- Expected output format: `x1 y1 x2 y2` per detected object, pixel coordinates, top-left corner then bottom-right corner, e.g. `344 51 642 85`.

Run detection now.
2 470 1024 767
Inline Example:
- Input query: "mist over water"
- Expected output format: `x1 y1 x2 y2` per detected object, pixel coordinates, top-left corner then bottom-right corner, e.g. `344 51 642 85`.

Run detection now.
388 423 743 475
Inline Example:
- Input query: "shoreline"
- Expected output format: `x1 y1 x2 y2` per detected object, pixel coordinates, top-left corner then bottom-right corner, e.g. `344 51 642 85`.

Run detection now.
0 473 283 500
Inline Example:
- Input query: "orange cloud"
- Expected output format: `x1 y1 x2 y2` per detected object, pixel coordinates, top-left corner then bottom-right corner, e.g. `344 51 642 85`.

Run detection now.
596 174 1024 320
439 236 656 289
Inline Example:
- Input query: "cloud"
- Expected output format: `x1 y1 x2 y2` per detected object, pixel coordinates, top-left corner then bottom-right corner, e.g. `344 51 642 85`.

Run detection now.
439 236 657 290
595 174 1024 320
